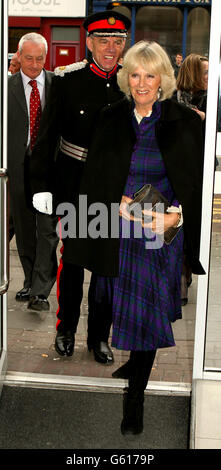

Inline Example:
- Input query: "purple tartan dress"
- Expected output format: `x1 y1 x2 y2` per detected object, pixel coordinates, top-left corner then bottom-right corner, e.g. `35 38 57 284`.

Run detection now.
96 101 184 351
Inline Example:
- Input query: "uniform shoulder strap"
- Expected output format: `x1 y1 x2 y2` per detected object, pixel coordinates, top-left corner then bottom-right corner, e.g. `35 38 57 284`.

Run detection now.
54 60 87 77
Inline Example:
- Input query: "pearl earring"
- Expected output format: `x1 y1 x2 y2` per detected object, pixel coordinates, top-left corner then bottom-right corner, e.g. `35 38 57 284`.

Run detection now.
157 87 162 100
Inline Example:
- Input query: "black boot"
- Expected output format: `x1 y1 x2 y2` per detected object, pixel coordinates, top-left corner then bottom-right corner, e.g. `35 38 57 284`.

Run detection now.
112 359 131 379
120 350 156 435
121 389 144 435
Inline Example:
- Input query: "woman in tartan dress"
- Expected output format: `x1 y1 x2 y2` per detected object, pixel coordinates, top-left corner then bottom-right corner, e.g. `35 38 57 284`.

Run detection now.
95 42 184 435
93 41 204 436
72 41 205 435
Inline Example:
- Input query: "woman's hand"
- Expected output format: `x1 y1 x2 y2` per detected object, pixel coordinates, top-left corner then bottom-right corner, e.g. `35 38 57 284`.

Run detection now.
142 210 179 234
120 196 180 232
119 195 133 220
192 107 205 121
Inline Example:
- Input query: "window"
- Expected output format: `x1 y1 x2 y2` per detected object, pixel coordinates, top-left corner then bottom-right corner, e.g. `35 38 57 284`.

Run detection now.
52 27 80 42
8 28 39 54
186 7 210 56
135 6 183 60
111 6 132 52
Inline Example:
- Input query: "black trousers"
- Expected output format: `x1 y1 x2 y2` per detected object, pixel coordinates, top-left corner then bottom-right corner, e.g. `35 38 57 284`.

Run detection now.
10 148 59 297
10 196 58 297
56 260 112 343
128 350 157 398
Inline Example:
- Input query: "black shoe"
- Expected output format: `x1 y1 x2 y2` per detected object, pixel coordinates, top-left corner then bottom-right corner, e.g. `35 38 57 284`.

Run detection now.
121 392 144 436
55 330 75 357
88 341 114 364
27 295 50 311
181 298 188 307
112 360 131 379
15 287 31 302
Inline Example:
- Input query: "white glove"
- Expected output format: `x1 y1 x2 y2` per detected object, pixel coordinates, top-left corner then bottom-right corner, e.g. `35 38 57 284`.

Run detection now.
33 192 53 215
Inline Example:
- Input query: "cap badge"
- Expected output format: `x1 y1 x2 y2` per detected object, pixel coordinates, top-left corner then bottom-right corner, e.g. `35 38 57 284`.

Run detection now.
108 17 116 25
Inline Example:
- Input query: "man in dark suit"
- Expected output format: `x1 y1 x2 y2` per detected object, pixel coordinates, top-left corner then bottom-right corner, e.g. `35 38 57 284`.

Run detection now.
8 32 59 312
29 11 131 362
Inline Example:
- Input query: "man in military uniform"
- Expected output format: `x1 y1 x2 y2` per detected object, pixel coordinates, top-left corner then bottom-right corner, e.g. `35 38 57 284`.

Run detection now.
30 11 131 363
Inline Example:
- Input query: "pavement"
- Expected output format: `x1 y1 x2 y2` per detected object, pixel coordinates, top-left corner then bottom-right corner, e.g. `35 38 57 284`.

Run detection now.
6 161 221 387
6 243 196 386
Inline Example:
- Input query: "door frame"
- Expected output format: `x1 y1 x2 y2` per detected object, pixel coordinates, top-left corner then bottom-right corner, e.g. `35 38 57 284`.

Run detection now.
192 0 221 382
0 0 9 397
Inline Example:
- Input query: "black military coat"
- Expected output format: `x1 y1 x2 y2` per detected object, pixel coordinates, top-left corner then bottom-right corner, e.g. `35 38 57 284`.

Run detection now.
63 98 206 277
30 61 124 208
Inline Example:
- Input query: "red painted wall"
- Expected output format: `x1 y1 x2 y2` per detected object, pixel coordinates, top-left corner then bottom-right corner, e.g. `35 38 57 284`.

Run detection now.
9 16 86 70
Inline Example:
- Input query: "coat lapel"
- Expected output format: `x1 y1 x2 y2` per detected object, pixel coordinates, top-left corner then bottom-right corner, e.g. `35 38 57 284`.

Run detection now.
44 70 53 102
11 72 28 117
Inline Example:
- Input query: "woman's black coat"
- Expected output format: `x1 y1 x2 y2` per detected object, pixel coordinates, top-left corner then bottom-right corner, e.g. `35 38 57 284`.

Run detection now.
61 97 205 277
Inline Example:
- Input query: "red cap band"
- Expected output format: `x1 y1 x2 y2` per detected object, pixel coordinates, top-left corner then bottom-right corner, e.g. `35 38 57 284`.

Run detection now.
88 18 126 33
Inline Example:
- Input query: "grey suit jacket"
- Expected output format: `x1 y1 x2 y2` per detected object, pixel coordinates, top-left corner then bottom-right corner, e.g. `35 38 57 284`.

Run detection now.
8 69 53 196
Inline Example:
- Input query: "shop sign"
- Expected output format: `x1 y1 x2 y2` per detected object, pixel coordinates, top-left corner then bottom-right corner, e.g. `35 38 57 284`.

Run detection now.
110 0 211 5
8 0 86 17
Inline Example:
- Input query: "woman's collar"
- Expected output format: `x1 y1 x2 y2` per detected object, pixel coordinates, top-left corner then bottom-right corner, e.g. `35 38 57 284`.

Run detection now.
134 107 152 124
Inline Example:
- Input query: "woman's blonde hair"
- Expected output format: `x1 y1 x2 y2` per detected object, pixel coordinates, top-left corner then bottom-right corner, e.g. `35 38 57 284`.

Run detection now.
117 40 176 101
176 53 205 93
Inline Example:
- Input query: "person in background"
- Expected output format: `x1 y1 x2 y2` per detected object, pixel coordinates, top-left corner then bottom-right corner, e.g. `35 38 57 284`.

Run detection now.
8 32 59 311
176 53 207 122
175 53 208 305
200 55 208 92
67 41 205 435
173 52 183 78
29 11 131 363
8 51 20 75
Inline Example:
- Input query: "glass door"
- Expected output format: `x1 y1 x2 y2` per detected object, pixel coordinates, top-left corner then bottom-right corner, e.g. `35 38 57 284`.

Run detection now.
193 0 221 381
190 0 221 449
0 0 9 396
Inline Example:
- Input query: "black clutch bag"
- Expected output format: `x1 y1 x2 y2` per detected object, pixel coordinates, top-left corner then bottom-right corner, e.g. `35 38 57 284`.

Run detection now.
128 184 181 245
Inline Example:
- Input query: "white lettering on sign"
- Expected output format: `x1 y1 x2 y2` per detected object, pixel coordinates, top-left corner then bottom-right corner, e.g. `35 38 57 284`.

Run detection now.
110 0 211 5
10 0 61 5
9 0 86 17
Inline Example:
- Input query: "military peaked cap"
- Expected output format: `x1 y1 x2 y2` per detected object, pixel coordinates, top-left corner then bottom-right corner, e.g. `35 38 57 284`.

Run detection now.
83 10 131 38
